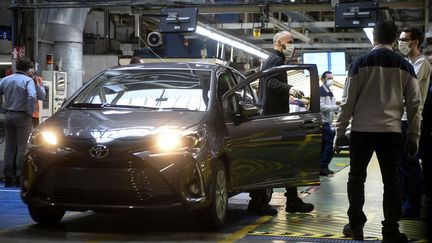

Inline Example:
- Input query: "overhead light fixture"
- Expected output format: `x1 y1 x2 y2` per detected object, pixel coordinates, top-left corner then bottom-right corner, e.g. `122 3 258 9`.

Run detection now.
0 62 12 65
363 27 373 44
195 24 269 59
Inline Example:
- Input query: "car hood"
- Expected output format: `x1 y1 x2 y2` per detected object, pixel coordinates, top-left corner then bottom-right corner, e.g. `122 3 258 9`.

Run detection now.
39 109 207 142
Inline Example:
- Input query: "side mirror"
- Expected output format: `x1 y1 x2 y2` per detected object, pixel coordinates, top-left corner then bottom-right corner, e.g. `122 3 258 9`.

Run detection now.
239 101 261 118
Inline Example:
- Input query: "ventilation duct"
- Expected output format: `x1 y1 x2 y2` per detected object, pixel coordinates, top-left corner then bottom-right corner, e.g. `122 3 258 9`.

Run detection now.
37 8 90 98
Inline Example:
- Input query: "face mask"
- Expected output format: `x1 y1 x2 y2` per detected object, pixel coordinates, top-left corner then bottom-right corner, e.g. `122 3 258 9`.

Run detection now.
325 79 333 87
282 43 295 58
398 41 412 55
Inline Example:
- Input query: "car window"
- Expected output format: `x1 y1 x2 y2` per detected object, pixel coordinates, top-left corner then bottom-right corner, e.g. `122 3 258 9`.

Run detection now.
231 69 257 104
235 85 256 103
222 64 320 118
71 69 212 111
246 68 313 114
287 69 311 113
217 71 239 115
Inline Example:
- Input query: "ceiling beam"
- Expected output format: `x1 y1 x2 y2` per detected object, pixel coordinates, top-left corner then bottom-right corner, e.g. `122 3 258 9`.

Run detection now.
259 43 373 49
184 1 425 14
267 16 311 43
245 32 368 40
7 1 425 11
211 22 336 29
307 32 367 39
211 21 425 30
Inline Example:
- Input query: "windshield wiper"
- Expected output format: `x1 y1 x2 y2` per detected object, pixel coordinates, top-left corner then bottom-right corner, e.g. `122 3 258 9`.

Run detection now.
159 107 196 111
69 103 159 110
102 104 160 110
69 103 105 108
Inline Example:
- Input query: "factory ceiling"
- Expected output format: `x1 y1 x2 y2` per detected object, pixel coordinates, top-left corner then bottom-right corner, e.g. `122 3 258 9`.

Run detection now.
2 0 430 62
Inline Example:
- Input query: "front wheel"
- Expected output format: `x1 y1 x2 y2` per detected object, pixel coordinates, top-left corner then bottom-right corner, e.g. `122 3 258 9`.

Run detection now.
28 206 65 225
199 162 228 230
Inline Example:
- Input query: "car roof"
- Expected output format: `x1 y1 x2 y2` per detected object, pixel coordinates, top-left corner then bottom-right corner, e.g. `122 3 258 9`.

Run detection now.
109 62 223 72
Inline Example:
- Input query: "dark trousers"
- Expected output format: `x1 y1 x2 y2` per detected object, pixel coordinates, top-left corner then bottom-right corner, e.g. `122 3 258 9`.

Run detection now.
3 111 33 178
348 132 402 233
400 121 422 212
250 187 299 205
320 122 335 169
419 125 432 240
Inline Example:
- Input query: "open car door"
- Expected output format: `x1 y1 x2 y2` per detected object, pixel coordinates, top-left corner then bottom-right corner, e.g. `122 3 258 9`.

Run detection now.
222 64 321 191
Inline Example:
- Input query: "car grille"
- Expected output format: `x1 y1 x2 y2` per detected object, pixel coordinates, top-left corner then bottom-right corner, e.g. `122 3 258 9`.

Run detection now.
36 165 179 206
51 189 178 206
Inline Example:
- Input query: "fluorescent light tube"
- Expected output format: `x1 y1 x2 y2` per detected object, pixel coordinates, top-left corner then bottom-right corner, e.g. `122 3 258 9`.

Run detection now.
196 25 269 59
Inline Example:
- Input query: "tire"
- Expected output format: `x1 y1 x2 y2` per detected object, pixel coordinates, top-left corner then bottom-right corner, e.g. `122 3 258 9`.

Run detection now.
200 162 228 230
28 206 65 225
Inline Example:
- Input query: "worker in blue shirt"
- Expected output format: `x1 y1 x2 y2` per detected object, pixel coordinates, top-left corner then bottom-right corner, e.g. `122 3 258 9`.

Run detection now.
0 56 37 187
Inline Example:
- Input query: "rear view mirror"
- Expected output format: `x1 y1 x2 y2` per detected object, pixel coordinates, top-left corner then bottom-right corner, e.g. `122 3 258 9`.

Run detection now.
239 101 261 118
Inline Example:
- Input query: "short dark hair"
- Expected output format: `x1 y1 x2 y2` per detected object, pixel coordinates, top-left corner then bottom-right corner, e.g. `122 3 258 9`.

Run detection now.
321 71 332 81
130 56 142 64
373 21 398 45
16 56 32 72
401 26 424 47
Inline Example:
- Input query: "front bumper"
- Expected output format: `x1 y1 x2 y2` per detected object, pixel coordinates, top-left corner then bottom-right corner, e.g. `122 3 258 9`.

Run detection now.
21 149 210 211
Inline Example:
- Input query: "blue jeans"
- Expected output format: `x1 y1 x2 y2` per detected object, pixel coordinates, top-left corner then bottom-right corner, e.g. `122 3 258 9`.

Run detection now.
320 122 335 169
3 111 33 178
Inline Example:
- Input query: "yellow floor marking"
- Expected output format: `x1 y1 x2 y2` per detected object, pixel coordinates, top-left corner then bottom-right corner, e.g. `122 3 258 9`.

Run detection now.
335 163 349 166
219 216 272 243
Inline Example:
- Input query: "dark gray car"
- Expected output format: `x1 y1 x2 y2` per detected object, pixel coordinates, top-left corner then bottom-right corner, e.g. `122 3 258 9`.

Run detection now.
21 62 322 229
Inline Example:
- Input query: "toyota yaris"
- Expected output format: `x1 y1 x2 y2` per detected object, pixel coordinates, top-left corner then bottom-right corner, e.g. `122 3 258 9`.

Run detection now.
21 62 322 229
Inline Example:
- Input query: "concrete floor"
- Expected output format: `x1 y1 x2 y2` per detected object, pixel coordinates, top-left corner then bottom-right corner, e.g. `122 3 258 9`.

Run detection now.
0 153 427 242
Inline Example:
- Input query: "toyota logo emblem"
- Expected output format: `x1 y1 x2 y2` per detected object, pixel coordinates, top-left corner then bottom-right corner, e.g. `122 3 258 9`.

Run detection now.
89 145 109 159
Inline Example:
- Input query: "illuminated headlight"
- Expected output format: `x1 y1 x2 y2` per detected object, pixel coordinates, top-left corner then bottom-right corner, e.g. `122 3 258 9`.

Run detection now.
41 131 58 145
156 132 200 152
157 133 181 151
29 130 58 146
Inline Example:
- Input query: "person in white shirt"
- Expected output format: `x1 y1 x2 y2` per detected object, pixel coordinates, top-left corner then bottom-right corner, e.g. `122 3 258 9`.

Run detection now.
319 71 338 176
398 26 431 219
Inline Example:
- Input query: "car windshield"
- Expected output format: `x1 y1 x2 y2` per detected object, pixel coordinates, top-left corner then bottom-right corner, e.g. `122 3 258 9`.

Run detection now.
71 69 212 111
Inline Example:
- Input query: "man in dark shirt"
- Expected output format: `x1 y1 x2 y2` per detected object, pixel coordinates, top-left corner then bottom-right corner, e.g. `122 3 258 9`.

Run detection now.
257 34 292 115
247 31 314 215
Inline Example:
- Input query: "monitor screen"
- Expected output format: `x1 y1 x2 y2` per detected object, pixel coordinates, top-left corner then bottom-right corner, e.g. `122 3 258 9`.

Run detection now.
302 52 346 76
159 8 198 33
335 1 378 28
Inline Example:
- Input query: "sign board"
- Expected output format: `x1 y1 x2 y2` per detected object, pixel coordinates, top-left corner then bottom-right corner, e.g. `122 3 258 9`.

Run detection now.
159 8 198 33
335 1 378 28
12 46 25 59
